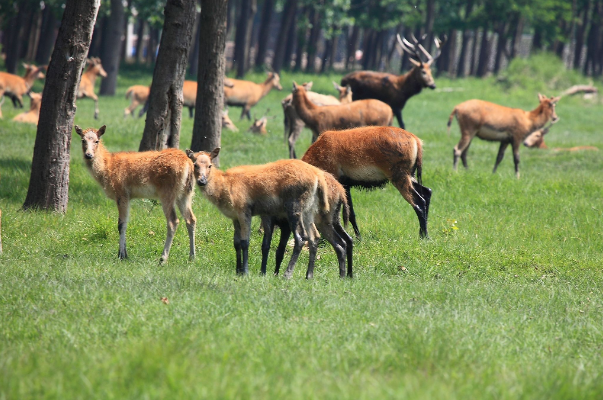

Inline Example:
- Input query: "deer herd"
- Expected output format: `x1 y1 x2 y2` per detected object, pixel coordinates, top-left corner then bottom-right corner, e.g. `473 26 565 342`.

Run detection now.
4 34 596 278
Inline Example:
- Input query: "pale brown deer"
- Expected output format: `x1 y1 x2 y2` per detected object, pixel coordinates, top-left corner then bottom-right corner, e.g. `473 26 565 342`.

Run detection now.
341 34 442 128
75 125 197 263
224 72 283 120
247 109 276 135
0 63 45 118
124 85 150 117
447 94 560 178
12 92 42 125
523 126 599 152
77 58 107 119
222 109 239 132
302 126 431 239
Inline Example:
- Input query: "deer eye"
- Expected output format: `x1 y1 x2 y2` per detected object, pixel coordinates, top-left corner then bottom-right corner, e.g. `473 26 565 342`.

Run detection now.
208 165 212 169
95 140 99 144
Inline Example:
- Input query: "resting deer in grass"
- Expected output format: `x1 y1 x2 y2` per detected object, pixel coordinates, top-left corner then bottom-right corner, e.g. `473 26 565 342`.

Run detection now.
523 126 599 152
12 92 42 125
77 57 107 119
0 63 45 118
222 109 239 132
186 148 329 277
75 125 196 263
283 81 353 159
291 82 393 144
124 85 150 117
302 126 431 239
224 71 283 120
341 34 442 128
247 109 276 135
447 94 560 178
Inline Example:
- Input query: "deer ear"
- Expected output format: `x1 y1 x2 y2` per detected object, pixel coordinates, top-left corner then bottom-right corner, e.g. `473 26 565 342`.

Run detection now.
97 125 106 137
409 57 422 67
210 147 221 160
185 149 196 161
538 93 547 102
74 125 84 137
332 81 341 91
292 81 299 92
303 81 313 90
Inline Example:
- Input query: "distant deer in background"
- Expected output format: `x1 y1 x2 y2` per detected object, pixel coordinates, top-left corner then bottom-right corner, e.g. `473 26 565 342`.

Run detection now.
0 63 45 118
224 72 282 120
222 109 239 132
523 125 599 152
77 57 107 119
124 85 150 117
12 92 42 125
247 109 276 135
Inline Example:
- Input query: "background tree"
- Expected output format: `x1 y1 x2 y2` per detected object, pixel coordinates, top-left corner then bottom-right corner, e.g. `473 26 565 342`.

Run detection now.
99 0 126 95
234 0 257 77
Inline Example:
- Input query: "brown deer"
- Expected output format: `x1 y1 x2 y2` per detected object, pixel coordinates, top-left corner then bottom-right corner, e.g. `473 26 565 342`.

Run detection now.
302 126 431 239
12 92 42 125
224 72 283 120
291 82 393 144
222 109 239 132
447 94 560 178
186 148 329 277
247 109 276 135
524 126 599 152
77 58 107 119
0 63 45 118
75 125 197 263
341 34 442 129
124 85 150 117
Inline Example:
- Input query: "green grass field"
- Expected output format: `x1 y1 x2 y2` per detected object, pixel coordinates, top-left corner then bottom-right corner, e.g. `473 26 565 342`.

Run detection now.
1 62 603 399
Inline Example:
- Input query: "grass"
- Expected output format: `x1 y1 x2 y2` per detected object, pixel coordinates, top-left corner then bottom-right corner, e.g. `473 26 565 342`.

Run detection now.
1 62 603 399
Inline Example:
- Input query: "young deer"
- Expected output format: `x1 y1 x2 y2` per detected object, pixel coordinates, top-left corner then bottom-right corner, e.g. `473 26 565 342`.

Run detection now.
302 126 431 239
124 85 150 118
222 109 239 132
186 148 329 277
75 125 196 262
247 109 276 135
0 63 45 118
447 94 560 178
12 92 42 125
291 82 393 144
224 72 283 120
77 58 107 119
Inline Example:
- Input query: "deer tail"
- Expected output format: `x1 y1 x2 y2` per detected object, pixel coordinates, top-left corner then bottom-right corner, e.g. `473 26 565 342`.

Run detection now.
316 173 330 214
447 108 457 136
125 87 133 100
341 190 350 228
414 138 424 187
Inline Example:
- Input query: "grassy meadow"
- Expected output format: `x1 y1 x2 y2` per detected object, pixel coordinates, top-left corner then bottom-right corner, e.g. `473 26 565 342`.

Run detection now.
1 59 603 399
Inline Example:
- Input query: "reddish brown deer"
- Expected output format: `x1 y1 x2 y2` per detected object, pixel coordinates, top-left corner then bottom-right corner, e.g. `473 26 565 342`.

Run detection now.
224 72 283 120
75 125 197 263
77 58 107 119
12 92 42 125
447 94 560 178
186 148 329 277
341 34 442 129
291 82 393 144
302 126 431 239
0 63 45 118
124 85 150 117
222 109 239 132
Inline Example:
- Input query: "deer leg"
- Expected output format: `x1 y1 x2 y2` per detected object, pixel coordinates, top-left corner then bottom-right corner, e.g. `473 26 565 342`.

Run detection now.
233 220 243 274
283 207 304 279
237 213 252 275
91 94 100 119
493 141 510 173
160 202 179 264
394 177 428 238
344 186 361 239
117 198 130 259
334 222 354 278
274 219 291 276
512 140 521 179
315 221 347 279
288 123 304 159
453 134 474 171
460 142 471 169
305 223 323 279
394 108 404 129
260 216 275 275
188 106 194 119
413 181 432 225
177 195 197 260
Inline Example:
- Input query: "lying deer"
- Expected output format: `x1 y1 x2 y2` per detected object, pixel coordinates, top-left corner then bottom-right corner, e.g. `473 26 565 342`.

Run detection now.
523 126 599 152
224 71 282 120
187 148 329 277
12 92 42 125
341 34 442 128
447 94 560 178
302 126 431 239
247 109 276 135
291 82 393 143
77 57 107 119
75 125 196 263
222 109 239 132
0 63 45 118
124 85 150 117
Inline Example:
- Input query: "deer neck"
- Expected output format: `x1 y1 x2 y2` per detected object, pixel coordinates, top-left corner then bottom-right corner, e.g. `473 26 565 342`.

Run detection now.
398 67 423 100
527 104 550 133
292 90 318 124
260 80 275 98
200 169 232 210
86 141 110 184
84 68 99 86
23 70 40 89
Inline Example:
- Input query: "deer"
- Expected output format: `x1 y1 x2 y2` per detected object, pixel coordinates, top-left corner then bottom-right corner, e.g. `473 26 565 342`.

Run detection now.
291 81 393 144
341 34 442 129
247 109 276 135
523 126 599 152
283 81 353 159
75 125 197 263
224 71 283 120
301 126 431 240
186 147 331 278
222 109 239 132
0 63 45 118
77 57 107 120
124 85 150 118
447 94 561 178
12 92 42 125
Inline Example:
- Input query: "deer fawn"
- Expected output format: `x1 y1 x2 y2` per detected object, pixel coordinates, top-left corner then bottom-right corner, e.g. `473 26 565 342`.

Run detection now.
224 72 283 120
124 85 150 118
0 63 45 118
12 92 42 125
75 125 196 263
77 58 107 119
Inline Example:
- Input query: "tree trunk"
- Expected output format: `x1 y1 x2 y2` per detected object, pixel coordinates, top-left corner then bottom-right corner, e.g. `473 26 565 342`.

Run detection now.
469 30 480 75
294 7 309 72
6 5 30 73
26 9 43 61
510 15 525 59
574 0 591 69
135 18 145 62
424 0 436 53
476 28 490 77
493 23 507 74
255 0 274 67
189 7 202 76
436 29 455 75
99 0 125 95
304 7 321 73
400 26 414 72
22 0 101 213
19 6 36 60
139 0 196 151
456 30 469 77
346 25 360 70
190 0 228 167
584 0 601 75
234 0 257 78
272 0 297 72
89 18 104 58
362 29 374 70
282 10 297 70
35 6 59 65
148 27 160 63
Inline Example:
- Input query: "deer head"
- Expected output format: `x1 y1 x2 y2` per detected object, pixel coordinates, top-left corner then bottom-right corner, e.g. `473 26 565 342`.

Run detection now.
75 125 106 160
186 148 221 187
397 34 444 89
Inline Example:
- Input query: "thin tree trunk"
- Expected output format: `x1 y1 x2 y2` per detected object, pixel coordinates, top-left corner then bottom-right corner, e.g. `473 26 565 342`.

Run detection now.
139 0 196 151
135 18 145 61
6 6 30 73
23 0 101 213
510 15 525 59
469 30 480 75
305 6 321 73
19 6 36 60
282 10 297 70
255 0 274 67
346 25 359 70
89 19 104 58
26 9 43 61
456 30 469 77
436 29 454 75
424 0 436 53
234 0 257 77
584 0 601 75
189 7 202 76
400 26 413 72
294 7 309 72
272 0 297 72
574 0 591 69
36 6 58 65
100 0 125 95
191 0 228 167
362 29 374 70
493 23 507 74
476 28 490 77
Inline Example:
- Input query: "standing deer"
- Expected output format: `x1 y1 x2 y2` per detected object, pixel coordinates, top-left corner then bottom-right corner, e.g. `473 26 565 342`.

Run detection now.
77 58 107 119
224 72 283 120
341 34 442 129
0 63 45 118
12 92 42 125
302 126 431 239
447 94 560 178
124 85 150 117
75 125 197 263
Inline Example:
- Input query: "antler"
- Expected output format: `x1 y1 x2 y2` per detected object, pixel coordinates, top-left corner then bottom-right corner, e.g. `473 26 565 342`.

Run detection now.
397 33 447 66
396 34 424 65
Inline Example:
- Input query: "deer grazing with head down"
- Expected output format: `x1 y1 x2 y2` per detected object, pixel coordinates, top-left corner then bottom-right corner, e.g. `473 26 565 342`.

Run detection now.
75 125 197 263
341 34 442 129
77 57 107 119
0 63 45 118
301 126 431 239
224 71 283 120
222 109 239 132
447 94 561 178
12 92 42 125
124 85 150 117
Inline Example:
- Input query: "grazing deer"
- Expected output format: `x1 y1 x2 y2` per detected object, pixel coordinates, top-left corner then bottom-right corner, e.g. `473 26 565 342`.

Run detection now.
124 85 150 118
0 63 45 118
291 82 393 144
222 109 239 132
524 126 599 152
341 34 441 129
75 125 197 263
447 94 560 178
12 92 42 125
77 58 107 119
186 148 329 277
302 126 431 239
224 71 283 120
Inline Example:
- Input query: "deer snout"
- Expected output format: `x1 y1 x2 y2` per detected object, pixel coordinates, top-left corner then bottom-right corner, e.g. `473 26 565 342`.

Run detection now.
197 176 208 186
551 115 560 123
85 153 93 159
428 83 436 89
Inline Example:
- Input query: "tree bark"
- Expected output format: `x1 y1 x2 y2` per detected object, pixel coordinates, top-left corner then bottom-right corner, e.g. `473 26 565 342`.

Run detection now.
293 7 309 72
510 15 525 59
469 30 480 76
139 0 196 151
35 6 59 65
272 0 297 72
89 18 104 58
476 28 490 77
99 0 125 95
304 6 321 73
135 18 145 62
282 9 298 70
584 0 601 75
26 9 43 61
574 0 591 69
189 7 202 76
493 23 507 74
22 0 101 213
234 0 257 77
346 25 360 70
6 5 30 73
255 0 274 67
190 0 228 167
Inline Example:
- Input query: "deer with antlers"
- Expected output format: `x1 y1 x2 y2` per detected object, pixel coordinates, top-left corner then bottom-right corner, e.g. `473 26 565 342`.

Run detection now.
0 63 45 118
77 57 107 119
224 71 283 120
341 34 442 129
